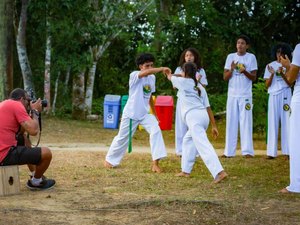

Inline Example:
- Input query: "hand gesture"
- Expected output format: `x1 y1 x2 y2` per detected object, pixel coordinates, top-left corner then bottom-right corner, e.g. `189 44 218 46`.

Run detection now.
280 55 291 68
267 64 275 74
162 67 171 76
211 126 219 140
30 98 42 112
231 61 237 71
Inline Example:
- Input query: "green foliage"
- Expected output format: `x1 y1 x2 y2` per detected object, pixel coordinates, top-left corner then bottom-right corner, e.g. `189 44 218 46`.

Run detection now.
14 0 300 118
91 97 104 116
253 78 268 133
208 93 227 113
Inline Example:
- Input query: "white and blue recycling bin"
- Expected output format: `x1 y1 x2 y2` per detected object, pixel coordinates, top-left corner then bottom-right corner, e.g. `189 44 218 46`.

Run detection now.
103 94 121 129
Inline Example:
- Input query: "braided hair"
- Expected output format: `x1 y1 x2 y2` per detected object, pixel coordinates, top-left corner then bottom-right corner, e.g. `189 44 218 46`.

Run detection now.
182 62 201 97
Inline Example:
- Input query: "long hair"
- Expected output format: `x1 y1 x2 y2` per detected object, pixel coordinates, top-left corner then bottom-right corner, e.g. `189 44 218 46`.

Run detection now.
178 47 202 70
182 62 201 97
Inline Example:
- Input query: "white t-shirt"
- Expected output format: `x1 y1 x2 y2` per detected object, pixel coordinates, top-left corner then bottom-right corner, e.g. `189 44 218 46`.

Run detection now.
171 76 210 119
174 67 208 86
123 71 156 120
291 44 300 103
263 60 289 95
224 52 258 97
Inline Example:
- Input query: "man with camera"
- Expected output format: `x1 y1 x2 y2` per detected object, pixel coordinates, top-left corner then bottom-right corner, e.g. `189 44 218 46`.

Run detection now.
0 88 55 190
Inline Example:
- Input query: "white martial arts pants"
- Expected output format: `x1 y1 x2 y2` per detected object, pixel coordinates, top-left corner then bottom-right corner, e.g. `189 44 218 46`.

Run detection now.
105 114 167 166
267 88 291 157
224 96 254 157
286 101 300 193
175 98 198 157
181 109 223 179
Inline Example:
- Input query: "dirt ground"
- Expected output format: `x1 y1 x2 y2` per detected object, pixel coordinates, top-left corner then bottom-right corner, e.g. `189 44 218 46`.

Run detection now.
0 118 299 225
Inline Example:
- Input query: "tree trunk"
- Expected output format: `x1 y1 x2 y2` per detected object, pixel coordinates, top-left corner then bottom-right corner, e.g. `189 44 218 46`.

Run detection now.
72 70 86 120
44 30 51 113
85 61 97 115
0 0 14 100
16 0 35 94
52 71 60 115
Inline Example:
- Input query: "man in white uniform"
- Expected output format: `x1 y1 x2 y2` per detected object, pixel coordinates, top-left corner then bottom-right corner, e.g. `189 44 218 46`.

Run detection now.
280 43 300 193
264 43 293 159
104 53 170 173
223 35 258 158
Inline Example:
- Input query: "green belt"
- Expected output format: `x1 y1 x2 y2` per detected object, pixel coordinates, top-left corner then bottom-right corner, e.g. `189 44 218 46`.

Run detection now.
128 119 132 153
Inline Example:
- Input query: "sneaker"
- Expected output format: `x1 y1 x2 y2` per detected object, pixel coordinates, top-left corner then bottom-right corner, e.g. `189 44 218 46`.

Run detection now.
26 179 56 191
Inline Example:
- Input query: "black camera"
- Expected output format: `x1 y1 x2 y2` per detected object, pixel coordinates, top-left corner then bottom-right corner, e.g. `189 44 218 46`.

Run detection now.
28 89 48 108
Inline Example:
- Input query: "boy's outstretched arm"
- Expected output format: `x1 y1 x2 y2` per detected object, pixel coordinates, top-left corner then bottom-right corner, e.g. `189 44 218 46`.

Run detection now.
138 67 171 78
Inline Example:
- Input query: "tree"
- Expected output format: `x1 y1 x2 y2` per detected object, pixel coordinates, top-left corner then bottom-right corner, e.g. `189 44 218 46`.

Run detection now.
0 0 14 100
15 0 36 95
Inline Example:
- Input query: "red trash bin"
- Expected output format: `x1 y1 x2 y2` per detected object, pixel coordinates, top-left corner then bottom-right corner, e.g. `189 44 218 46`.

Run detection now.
155 96 174 130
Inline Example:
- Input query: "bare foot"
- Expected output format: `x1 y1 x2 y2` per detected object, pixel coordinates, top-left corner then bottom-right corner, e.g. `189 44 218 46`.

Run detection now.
175 172 190 177
213 171 228 184
151 163 162 173
279 188 291 194
104 161 114 169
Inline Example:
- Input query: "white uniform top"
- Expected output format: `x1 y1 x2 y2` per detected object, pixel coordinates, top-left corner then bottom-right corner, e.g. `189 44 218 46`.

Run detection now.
174 67 208 86
171 76 210 119
264 61 289 95
123 71 155 120
224 52 258 97
291 44 300 103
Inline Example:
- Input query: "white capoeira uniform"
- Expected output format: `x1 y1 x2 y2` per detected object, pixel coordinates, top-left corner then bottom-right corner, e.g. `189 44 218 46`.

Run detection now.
171 76 223 178
174 66 208 156
105 71 167 166
223 52 257 157
286 43 300 193
264 61 291 157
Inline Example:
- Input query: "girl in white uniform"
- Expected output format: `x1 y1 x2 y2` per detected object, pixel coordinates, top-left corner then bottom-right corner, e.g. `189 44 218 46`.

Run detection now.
166 62 227 183
174 48 208 156
264 43 293 158
223 35 258 158
105 53 170 173
280 43 300 193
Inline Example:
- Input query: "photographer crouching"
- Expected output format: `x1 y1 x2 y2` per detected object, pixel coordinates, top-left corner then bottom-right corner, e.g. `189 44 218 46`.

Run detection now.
0 88 55 190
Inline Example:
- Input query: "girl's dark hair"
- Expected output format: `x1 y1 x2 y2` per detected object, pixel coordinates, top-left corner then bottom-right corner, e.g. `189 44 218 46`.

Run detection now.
182 62 201 97
9 88 26 100
135 53 155 66
271 43 293 61
178 47 202 70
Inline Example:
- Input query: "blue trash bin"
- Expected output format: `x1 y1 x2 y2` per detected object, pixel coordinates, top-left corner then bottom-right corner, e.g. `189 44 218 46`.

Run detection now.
103 94 121 129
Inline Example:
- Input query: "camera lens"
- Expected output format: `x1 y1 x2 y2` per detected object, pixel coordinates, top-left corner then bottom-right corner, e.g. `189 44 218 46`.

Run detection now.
41 100 48 107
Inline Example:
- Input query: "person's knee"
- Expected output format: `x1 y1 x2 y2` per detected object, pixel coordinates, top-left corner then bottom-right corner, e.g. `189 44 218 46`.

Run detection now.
41 147 52 161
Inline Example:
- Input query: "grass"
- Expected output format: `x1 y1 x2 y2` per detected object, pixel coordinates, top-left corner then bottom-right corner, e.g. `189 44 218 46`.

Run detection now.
1 116 299 225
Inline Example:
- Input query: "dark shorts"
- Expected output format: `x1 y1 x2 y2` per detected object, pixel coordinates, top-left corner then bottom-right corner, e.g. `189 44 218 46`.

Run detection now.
0 146 42 166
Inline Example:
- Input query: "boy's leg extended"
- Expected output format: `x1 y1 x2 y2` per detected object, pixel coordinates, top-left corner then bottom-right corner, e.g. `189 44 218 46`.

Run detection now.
105 117 139 166
141 114 167 161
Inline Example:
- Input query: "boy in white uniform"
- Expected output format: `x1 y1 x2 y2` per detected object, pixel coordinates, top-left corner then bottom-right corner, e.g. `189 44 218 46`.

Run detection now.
280 43 300 193
174 47 208 156
104 53 170 173
165 62 227 183
223 35 258 158
264 43 293 159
